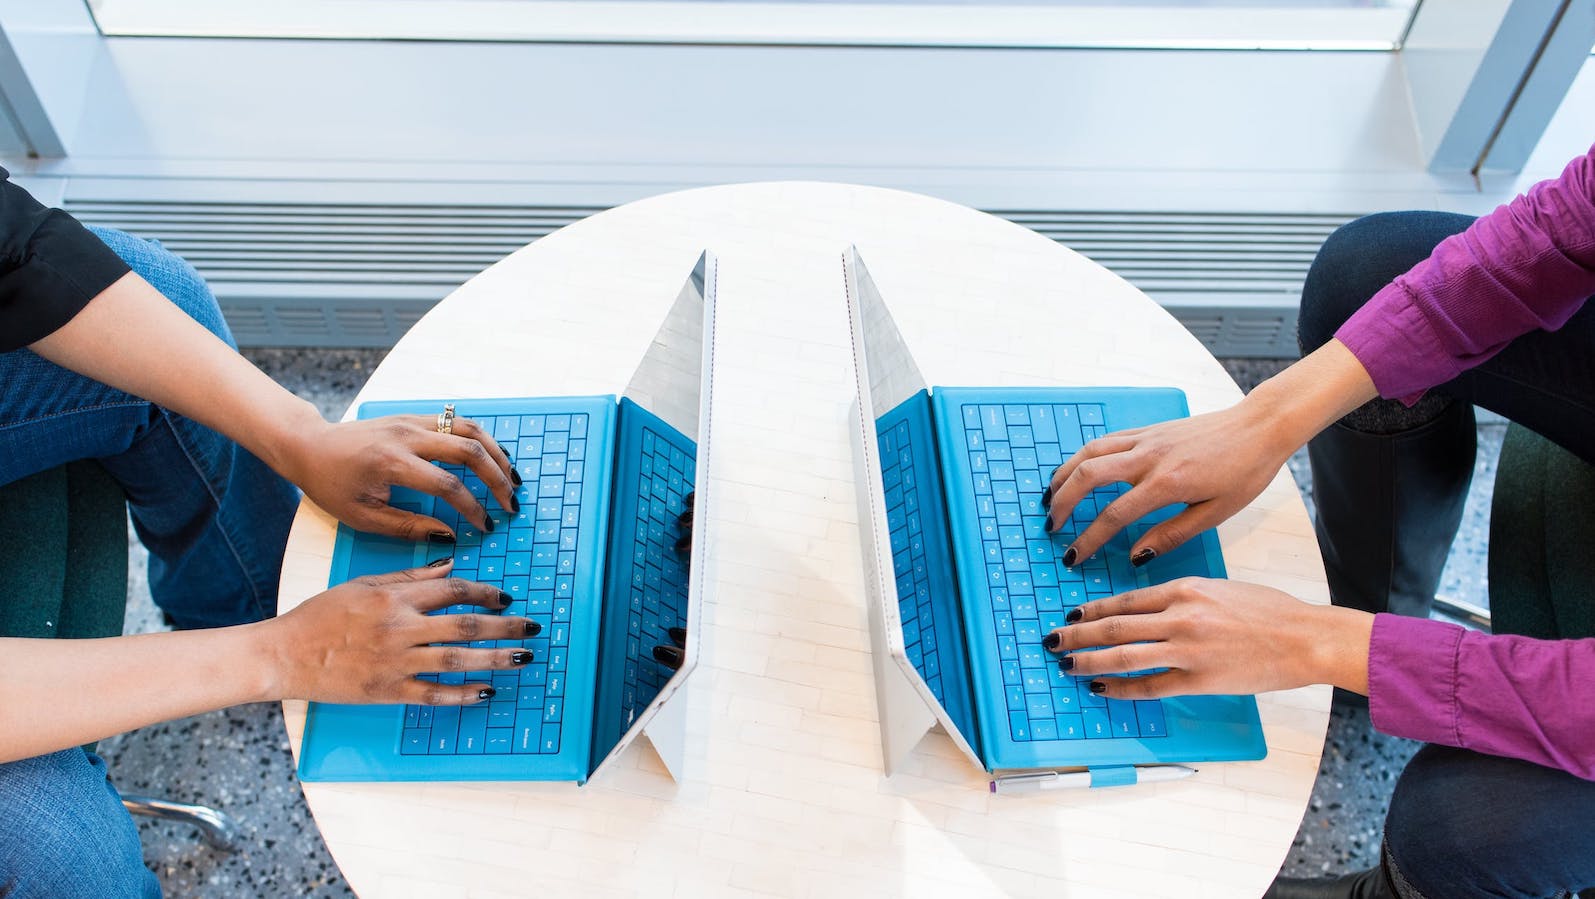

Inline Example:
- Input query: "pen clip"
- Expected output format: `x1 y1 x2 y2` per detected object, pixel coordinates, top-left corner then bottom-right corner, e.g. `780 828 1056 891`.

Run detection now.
1087 766 1139 788
989 771 1061 792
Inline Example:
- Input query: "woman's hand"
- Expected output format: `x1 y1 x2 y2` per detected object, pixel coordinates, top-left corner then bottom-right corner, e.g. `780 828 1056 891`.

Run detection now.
1043 401 1296 565
1042 577 1372 699
30 272 519 539
1043 340 1380 564
0 560 543 761
277 414 520 539
258 560 541 706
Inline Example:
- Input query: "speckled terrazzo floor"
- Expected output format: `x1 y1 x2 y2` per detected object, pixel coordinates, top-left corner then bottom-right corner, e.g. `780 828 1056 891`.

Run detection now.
101 352 1502 896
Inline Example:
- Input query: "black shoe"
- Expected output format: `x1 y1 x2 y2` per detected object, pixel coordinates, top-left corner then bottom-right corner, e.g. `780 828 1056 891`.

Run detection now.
652 645 684 670
667 626 687 648
1263 867 1394 899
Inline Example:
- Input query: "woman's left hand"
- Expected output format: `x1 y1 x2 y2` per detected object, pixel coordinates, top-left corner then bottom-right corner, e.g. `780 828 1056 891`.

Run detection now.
1042 577 1373 699
278 414 519 539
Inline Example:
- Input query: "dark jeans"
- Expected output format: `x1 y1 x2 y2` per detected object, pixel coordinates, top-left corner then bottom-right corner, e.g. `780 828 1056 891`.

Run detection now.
1300 211 1595 463
0 229 299 898
1300 211 1595 898
0 227 299 629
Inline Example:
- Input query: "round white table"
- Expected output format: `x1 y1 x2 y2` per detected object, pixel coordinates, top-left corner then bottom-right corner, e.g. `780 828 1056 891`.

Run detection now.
279 182 1332 898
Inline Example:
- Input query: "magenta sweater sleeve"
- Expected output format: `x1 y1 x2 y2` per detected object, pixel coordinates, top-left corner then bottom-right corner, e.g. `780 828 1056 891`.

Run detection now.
1368 614 1595 779
1335 145 1595 402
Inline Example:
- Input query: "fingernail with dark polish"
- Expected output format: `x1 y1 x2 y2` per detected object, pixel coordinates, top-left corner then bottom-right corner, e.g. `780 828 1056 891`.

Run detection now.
497 590 513 609
426 557 452 568
653 645 684 670
511 650 534 666
510 468 523 487
524 620 542 637
1131 547 1157 568
477 687 496 700
1061 545 1078 568
1066 607 1083 624
668 626 687 648
1041 632 1061 650
1045 513 1056 533
1041 486 1053 506
482 515 496 533
1089 681 1106 694
428 531 456 545
509 495 521 514
1059 656 1075 672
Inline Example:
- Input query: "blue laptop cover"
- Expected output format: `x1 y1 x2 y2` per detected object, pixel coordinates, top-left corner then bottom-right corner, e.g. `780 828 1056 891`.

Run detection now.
878 386 1265 773
298 395 696 783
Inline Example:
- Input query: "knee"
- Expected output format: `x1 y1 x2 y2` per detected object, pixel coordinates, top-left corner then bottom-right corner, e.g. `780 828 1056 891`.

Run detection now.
1299 213 1410 354
0 751 157 899
85 225 234 349
1383 745 1581 897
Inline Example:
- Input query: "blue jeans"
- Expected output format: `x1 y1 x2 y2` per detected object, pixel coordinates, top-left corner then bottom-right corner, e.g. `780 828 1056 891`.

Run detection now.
1300 212 1595 898
0 229 300 897
0 226 300 628
0 751 157 899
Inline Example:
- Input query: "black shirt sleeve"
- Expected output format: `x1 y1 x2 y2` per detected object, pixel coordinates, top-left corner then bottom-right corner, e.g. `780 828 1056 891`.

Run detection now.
0 167 133 353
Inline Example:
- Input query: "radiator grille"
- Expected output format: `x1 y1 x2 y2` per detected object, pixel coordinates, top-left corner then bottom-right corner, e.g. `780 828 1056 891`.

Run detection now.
66 200 1353 356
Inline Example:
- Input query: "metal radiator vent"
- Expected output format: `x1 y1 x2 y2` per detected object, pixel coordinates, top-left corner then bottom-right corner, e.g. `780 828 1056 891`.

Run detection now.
66 200 1353 356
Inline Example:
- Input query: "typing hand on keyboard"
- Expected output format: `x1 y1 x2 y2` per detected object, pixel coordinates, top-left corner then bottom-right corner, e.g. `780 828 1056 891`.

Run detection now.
277 414 519 541
1040 577 1372 700
1040 403 1294 571
1041 342 1375 568
260 558 541 707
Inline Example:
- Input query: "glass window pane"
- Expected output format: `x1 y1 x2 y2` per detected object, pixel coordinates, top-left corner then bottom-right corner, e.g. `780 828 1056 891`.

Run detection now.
88 0 1420 50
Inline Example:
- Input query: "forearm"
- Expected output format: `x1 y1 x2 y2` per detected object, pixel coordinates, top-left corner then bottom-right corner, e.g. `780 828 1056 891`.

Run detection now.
28 272 323 473
0 626 276 762
1239 338 1378 453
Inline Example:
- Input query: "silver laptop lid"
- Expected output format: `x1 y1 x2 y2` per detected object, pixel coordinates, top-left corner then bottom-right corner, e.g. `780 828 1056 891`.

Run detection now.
843 247 983 773
620 255 710 437
850 247 929 417
590 251 717 782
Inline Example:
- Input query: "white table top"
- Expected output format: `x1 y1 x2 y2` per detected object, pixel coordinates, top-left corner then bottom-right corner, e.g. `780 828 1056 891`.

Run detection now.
279 182 1331 899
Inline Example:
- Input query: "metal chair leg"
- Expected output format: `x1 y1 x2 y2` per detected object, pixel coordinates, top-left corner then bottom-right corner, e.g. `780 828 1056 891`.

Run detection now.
122 794 240 851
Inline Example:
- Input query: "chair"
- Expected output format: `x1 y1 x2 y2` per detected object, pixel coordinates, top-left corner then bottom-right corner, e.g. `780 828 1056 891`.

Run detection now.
0 460 239 850
1489 424 1595 641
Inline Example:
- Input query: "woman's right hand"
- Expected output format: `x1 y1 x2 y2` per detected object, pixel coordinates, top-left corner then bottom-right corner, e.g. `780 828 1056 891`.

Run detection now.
1043 399 1297 565
1044 339 1380 564
274 413 520 541
257 560 540 706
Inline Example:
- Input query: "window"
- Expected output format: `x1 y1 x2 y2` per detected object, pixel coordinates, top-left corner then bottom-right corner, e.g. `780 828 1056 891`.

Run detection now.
87 0 1419 50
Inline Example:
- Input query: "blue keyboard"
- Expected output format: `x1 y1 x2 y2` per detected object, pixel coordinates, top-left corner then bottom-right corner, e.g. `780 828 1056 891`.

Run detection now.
882 419 947 702
873 387 1263 774
944 399 1168 746
591 399 696 765
877 396 980 748
619 424 693 726
301 394 663 783
398 409 596 758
